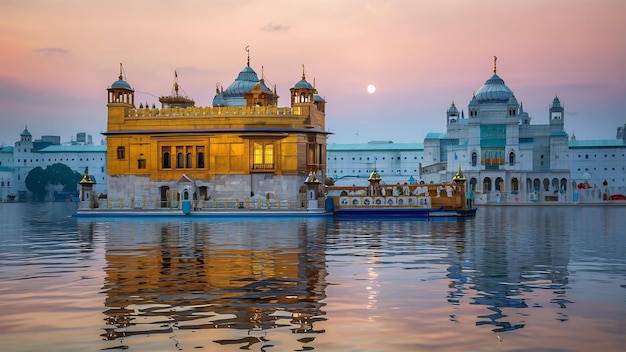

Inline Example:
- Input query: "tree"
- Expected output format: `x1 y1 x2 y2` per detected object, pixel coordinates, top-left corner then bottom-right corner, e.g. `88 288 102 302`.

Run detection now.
25 167 47 201
25 163 82 201
46 163 82 192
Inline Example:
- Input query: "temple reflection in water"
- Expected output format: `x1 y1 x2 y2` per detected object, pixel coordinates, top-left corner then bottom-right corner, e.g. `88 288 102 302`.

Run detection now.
445 208 572 333
80 218 328 348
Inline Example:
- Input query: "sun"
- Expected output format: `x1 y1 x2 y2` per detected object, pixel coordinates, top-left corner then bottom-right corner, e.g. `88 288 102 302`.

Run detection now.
367 84 376 94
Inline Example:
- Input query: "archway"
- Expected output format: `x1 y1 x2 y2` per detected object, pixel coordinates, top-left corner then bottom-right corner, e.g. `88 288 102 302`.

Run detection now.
483 177 492 192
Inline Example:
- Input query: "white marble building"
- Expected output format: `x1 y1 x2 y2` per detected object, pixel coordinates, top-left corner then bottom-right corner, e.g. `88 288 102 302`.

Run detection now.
0 128 107 201
326 142 424 186
326 61 625 204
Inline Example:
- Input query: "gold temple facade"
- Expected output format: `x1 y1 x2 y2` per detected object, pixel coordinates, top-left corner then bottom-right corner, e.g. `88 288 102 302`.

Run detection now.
103 59 329 204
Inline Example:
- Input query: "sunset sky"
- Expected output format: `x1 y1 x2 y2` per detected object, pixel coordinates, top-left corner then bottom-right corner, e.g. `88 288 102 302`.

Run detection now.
1 0 624 146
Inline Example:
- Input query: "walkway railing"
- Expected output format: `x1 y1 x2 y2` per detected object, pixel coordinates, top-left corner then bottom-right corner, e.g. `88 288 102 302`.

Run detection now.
94 196 312 210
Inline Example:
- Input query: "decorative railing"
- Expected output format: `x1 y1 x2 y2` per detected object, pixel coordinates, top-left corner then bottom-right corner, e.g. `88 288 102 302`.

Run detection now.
94 196 310 211
126 106 299 118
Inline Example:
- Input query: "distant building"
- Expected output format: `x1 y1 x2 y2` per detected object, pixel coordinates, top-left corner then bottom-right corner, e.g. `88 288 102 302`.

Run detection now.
74 132 93 145
326 142 424 186
569 130 626 201
0 127 107 202
422 58 570 203
104 53 329 204
326 59 626 203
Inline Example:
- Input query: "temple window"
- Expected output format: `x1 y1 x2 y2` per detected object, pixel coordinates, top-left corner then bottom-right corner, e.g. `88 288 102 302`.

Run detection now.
137 159 146 169
162 150 171 169
252 141 274 170
197 152 205 168
116 147 125 160
186 153 192 168
176 152 184 168
509 151 516 166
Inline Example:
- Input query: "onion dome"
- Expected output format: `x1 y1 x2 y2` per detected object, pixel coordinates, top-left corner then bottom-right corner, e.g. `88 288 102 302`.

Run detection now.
222 66 262 97
475 73 513 103
368 169 381 181
214 65 274 107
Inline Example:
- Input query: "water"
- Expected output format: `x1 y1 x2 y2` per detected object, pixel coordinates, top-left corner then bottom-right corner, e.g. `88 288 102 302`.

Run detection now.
0 203 625 351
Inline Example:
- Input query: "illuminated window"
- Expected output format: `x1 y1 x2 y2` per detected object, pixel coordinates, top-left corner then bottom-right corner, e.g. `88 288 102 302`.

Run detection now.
252 142 274 170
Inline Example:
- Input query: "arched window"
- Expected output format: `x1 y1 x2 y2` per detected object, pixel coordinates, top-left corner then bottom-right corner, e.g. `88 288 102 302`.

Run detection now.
495 177 504 191
197 152 205 168
186 153 192 168
160 186 170 208
543 178 550 192
511 178 519 192
469 177 477 191
483 177 492 192
509 151 515 166
116 146 125 160
162 152 171 168
176 153 184 168
552 178 559 192
471 152 477 166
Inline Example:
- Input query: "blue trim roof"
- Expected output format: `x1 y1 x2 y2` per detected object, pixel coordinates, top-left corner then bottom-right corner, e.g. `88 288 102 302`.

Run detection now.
327 142 423 151
425 132 447 139
37 145 107 153
569 140 626 148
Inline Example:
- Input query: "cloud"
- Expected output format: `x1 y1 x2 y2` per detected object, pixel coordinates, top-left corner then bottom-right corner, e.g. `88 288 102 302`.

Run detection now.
33 47 70 56
261 23 290 32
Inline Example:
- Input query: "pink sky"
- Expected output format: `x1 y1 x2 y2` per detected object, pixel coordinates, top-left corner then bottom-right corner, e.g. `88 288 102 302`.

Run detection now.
1 0 624 146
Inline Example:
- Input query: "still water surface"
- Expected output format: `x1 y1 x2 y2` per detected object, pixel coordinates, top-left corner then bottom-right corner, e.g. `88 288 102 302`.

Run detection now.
0 202 625 351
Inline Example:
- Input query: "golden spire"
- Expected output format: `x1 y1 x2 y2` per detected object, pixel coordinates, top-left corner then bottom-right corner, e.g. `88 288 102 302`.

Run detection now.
245 45 250 66
493 56 497 73
302 64 306 80
118 62 123 80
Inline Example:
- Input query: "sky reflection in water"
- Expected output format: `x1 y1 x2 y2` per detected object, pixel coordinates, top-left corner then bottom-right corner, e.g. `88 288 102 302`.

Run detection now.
0 203 625 351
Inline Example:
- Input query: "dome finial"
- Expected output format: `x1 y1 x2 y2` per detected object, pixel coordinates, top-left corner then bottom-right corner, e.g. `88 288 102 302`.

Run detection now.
302 64 306 80
493 56 497 73
245 45 250 67
118 62 124 80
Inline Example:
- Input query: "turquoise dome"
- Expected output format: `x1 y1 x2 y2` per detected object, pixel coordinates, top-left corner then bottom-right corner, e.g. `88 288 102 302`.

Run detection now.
111 79 131 89
294 78 313 89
